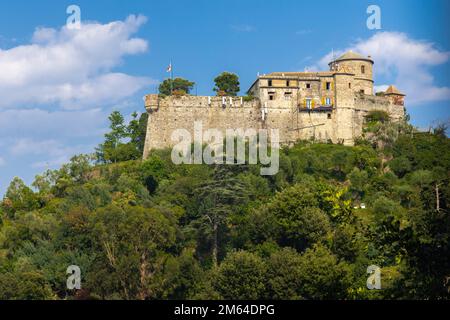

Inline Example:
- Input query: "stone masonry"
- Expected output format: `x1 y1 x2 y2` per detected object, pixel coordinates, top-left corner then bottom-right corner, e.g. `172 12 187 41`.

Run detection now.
143 51 406 158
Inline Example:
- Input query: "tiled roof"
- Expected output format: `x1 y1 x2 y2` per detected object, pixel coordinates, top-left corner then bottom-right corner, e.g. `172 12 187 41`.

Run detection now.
385 85 405 96
334 51 373 63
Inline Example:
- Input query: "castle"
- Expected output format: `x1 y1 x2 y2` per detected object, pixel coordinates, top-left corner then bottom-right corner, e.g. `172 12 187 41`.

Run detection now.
143 51 406 158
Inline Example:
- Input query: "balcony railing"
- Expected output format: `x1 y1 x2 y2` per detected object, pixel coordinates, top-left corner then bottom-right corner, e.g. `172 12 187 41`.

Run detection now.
298 105 334 112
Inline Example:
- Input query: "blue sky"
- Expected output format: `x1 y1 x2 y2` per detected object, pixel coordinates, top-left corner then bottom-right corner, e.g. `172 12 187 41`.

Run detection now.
0 0 449 196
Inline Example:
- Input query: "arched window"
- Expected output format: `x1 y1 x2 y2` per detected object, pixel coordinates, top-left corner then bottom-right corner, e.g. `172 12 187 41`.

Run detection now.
361 65 366 74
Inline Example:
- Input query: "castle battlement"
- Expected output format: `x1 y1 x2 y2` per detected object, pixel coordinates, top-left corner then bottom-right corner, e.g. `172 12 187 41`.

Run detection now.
145 94 258 111
143 51 406 158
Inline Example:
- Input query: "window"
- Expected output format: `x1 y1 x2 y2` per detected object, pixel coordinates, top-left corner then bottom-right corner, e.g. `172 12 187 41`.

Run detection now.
268 79 273 87
269 92 275 100
360 89 365 94
306 83 311 89
348 83 351 89
326 97 331 105
327 113 332 119
284 92 292 100
361 65 365 74
326 82 331 90
306 99 312 109
286 80 290 87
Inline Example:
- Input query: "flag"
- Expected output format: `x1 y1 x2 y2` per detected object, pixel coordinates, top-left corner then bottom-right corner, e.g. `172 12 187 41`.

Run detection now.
166 62 172 73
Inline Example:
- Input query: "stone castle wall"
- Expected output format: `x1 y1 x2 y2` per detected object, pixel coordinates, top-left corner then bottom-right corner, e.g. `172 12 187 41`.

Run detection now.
143 93 405 158
143 95 262 158
355 93 405 121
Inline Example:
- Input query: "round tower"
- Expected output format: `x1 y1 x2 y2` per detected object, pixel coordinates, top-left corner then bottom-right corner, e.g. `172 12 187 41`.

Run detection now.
329 51 374 95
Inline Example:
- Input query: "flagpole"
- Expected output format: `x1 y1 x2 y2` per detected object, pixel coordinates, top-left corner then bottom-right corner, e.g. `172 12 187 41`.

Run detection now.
170 60 173 95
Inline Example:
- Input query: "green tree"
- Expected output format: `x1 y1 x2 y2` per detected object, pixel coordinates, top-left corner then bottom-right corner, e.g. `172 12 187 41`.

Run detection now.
213 72 240 96
266 248 303 299
96 111 127 163
213 251 266 299
331 150 351 180
388 156 412 178
159 78 195 96
2 177 39 215
0 271 54 300
96 111 142 163
128 112 148 155
193 166 248 267
348 167 369 200
296 244 352 299
32 171 53 195
150 248 205 299
64 154 94 184
250 184 331 251
399 207 450 299
88 205 177 299
365 110 390 124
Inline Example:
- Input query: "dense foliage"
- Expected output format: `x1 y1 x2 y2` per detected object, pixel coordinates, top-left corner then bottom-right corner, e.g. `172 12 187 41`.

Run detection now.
159 78 195 96
96 111 148 164
213 72 240 96
0 114 449 300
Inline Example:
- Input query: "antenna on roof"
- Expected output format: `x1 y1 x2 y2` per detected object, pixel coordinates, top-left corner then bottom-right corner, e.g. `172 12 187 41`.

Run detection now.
331 48 338 71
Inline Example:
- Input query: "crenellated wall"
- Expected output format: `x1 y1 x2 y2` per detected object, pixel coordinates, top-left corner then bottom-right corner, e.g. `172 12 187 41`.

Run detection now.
143 95 262 158
142 92 405 158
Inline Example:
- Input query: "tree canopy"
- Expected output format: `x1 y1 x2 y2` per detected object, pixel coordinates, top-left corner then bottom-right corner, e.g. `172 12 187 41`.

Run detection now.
0 114 449 300
213 72 240 96
96 111 148 164
159 78 195 96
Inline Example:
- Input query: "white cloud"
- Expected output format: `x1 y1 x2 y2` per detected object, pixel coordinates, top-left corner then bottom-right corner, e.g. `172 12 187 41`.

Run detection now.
0 15 155 196
0 108 107 138
311 32 450 105
0 15 154 110
11 139 68 156
2 108 103 169
9 138 94 169
374 85 389 94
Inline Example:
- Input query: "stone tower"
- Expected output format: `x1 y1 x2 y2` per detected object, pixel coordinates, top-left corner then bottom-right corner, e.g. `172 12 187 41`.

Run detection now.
384 85 406 107
329 51 374 95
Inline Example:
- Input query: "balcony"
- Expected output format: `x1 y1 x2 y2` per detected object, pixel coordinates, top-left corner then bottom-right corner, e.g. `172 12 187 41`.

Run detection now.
298 105 334 112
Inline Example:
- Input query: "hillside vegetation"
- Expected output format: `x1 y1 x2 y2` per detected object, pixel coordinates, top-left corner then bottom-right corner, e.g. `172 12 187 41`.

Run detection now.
0 112 449 300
